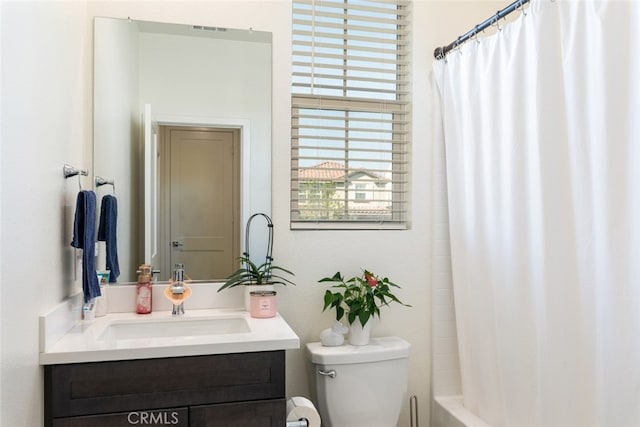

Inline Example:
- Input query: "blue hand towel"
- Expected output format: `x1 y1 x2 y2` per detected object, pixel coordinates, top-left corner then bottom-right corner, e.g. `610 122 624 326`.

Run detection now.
70 190 101 303
97 194 120 283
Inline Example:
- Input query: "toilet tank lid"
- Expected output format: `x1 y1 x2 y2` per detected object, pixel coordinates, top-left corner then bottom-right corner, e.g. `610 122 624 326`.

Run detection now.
306 336 410 365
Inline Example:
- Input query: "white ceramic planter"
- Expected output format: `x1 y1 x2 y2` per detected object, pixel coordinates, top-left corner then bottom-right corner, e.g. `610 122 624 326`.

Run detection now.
348 320 372 346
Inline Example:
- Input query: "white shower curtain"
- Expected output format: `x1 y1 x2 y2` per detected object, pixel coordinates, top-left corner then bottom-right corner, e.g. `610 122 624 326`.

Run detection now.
433 1 640 426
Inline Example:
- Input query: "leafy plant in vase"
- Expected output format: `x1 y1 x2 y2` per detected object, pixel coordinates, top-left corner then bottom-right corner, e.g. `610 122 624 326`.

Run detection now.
217 212 295 316
320 269 410 345
218 255 295 315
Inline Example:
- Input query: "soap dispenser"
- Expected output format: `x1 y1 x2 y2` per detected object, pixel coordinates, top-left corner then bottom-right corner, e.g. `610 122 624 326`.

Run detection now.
136 264 153 314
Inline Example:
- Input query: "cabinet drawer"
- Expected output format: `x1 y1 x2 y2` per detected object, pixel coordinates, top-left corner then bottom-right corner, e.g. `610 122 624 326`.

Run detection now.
45 351 285 418
52 408 188 427
190 399 285 427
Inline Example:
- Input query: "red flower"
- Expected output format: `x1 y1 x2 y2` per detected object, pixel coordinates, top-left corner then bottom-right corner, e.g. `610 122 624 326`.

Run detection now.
365 273 378 287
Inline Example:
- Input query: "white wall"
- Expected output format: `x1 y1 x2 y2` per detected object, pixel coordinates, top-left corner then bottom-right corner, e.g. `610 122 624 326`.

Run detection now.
0 1 506 426
0 0 4 417
0 1 91 426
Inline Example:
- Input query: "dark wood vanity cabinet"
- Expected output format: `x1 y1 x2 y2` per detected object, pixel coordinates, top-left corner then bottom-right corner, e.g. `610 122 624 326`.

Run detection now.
44 351 286 427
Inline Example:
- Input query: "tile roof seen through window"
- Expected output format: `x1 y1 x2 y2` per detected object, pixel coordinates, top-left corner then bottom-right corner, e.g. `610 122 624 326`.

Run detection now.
298 161 346 180
299 161 389 182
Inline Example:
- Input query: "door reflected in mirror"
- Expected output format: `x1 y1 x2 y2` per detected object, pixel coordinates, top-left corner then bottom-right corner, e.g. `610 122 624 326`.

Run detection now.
159 126 240 280
93 17 272 283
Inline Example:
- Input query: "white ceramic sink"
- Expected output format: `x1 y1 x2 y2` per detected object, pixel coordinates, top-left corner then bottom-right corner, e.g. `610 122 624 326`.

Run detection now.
98 316 251 341
39 308 300 365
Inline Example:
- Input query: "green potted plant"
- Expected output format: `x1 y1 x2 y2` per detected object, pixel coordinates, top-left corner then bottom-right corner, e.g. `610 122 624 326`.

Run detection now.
218 255 296 290
218 255 295 313
320 269 410 345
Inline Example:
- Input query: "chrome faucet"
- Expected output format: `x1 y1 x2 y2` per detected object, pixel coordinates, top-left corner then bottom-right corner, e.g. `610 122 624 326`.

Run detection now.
170 263 186 316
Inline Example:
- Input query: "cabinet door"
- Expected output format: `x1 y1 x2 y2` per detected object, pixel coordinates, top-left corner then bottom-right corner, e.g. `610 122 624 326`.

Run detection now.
52 408 188 427
190 399 285 427
45 351 285 418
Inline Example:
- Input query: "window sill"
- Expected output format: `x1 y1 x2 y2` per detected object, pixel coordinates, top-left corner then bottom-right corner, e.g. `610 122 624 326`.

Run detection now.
290 222 408 231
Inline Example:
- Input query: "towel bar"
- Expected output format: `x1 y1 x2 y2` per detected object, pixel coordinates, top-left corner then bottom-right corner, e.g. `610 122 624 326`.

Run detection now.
95 176 116 194
64 164 90 190
63 164 88 178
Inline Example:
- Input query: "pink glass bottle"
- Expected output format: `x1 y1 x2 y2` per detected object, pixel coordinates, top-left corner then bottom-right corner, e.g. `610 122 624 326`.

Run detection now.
136 264 153 314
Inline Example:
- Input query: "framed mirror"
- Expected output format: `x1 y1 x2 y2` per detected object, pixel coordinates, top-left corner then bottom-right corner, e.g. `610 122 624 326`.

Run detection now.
93 17 272 283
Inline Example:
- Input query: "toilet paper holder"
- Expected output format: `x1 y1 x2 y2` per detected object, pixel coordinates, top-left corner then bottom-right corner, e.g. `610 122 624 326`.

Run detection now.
286 395 320 427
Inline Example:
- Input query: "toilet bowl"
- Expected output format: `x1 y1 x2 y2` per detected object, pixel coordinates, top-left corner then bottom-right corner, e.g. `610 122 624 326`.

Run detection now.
306 336 410 427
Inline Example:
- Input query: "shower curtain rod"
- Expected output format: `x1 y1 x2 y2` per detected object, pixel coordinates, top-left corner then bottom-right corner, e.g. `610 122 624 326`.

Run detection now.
434 0 530 59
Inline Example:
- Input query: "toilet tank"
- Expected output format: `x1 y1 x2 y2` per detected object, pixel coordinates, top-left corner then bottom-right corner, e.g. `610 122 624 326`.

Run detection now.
306 336 410 427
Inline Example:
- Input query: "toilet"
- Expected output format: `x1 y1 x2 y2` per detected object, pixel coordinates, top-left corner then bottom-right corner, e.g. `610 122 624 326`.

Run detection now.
306 336 410 427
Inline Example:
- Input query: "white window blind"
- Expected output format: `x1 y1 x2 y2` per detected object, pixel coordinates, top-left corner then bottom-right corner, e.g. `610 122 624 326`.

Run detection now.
291 0 411 229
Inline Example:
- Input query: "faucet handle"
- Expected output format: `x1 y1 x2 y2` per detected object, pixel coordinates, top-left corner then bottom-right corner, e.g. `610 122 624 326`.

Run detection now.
137 266 161 279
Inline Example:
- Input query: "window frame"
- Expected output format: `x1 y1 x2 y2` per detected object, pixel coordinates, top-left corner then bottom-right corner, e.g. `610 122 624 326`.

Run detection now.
290 0 411 230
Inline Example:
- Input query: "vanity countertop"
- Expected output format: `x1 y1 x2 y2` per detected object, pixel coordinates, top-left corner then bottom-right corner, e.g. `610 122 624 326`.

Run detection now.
39 308 300 365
